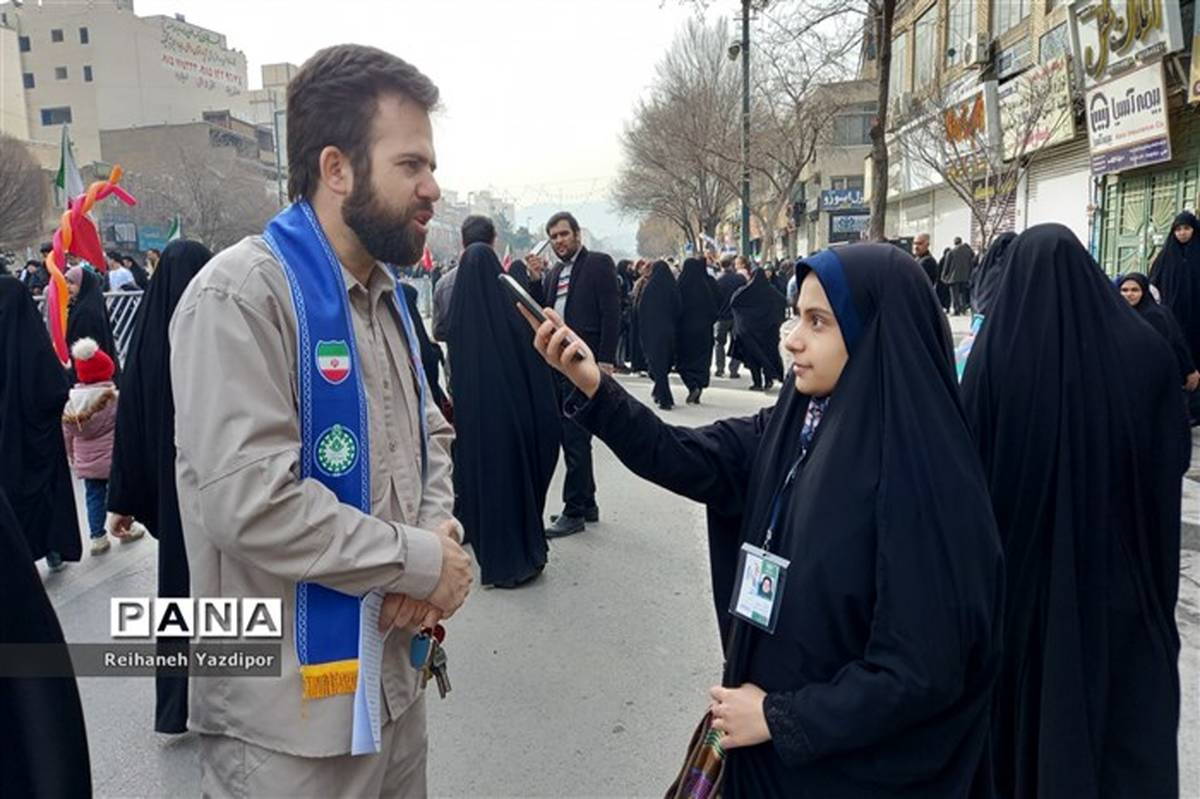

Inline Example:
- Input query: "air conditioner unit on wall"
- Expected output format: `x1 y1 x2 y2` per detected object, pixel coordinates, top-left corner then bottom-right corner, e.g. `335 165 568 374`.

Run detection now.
967 32 991 67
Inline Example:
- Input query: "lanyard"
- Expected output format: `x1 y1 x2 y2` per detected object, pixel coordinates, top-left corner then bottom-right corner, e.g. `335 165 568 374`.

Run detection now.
761 453 805 552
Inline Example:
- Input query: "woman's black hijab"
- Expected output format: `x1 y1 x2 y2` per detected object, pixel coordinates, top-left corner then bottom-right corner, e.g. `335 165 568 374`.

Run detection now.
971 231 1017 318
1121 271 1196 381
729 269 786 382
676 257 719 390
446 243 559 585
636 259 681 375
962 224 1187 798
0 488 91 796
66 267 120 384
0 277 80 561
1151 211 1200 365
722 245 1003 797
124 256 150 291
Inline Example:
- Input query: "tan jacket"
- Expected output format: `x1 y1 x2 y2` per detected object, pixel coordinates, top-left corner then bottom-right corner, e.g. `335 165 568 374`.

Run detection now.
170 236 457 757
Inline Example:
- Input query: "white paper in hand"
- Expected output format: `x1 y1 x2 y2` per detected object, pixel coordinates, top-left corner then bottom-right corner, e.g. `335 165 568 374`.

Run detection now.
351 589 385 756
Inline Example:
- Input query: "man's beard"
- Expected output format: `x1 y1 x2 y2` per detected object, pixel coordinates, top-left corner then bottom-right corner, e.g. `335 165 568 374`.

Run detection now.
342 175 429 267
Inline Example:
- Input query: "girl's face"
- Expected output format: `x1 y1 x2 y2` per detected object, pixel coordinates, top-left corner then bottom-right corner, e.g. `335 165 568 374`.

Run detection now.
1120 279 1143 307
784 272 849 397
1176 224 1194 245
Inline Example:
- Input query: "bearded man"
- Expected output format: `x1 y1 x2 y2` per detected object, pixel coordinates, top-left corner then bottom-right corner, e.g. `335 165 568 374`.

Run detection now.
169 44 473 796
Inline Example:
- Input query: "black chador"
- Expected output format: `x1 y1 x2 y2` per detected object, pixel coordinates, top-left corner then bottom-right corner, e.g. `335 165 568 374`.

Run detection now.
447 243 559 587
66 267 121 385
571 244 1003 796
971 231 1017 319
676 257 720 402
963 224 1187 798
636 260 681 409
1121 272 1197 384
729 269 786 387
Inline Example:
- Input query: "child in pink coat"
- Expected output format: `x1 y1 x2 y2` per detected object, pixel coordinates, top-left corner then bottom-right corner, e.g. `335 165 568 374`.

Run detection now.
62 337 141 555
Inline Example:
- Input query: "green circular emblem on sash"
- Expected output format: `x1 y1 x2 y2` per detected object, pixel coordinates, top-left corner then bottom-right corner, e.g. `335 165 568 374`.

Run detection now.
315 424 358 477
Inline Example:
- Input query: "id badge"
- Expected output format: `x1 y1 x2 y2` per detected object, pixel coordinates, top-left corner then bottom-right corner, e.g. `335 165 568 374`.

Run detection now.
729 542 790 634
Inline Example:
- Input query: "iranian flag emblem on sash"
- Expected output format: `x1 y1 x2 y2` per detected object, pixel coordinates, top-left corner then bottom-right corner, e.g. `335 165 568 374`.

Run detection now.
316 340 351 385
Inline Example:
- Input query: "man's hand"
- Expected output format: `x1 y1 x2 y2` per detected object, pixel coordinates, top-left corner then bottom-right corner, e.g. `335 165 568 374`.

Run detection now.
377 593 441 633
426 534 473 619
1186 371 1199 392
709 684 771 749
526 253 546 280
106 513 134 538
433 518 462 544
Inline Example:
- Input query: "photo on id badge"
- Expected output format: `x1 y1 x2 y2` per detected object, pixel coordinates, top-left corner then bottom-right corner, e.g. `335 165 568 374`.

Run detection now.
731 543 787 633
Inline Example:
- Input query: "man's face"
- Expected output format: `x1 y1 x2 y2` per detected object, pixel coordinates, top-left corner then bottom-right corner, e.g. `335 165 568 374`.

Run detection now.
342 94 441 267
1176 224 1194 245
548 220 580 260
914 236 929 257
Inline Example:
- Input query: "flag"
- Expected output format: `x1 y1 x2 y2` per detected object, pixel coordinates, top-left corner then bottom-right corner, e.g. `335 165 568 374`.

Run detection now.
421 245 434 272
54 125 84 210
502 244 512 270
166 214 182 242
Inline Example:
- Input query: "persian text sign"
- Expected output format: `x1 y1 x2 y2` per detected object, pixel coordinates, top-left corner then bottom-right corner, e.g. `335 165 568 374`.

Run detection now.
820 189 866 211
1085 62 1171 174
1069 0 1183 90
159 19 246 94
998 57 1077 160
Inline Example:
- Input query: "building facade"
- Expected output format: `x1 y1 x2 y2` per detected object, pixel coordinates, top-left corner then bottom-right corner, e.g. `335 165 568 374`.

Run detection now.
1 0 251 165
877 0 1199 274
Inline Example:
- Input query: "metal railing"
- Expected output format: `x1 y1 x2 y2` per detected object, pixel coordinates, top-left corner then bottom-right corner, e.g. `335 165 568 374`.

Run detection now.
35 291 144 366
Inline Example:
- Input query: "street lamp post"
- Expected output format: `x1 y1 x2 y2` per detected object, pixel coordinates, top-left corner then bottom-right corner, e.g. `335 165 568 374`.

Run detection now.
739 0 751 257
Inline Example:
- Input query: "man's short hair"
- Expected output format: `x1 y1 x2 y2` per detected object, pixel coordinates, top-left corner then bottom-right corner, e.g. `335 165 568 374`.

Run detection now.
461 215 496 248
915 233 930 243
546 211 579 235
286 44 440 201
39 242 53 255
953 237 963 245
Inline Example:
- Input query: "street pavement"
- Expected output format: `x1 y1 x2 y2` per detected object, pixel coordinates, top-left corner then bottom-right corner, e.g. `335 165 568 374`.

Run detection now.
37 361 1200 797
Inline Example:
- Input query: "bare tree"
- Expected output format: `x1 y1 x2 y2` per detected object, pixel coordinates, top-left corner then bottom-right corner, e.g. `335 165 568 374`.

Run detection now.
614 18 741 245
122 145 277 252
890 57 1075 249
0 134 50 252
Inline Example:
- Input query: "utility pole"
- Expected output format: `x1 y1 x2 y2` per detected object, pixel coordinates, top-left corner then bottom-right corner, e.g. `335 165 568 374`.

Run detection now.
740 0 751 257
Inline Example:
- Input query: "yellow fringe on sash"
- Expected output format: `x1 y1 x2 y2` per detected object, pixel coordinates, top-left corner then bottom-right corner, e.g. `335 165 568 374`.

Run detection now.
300 659 359 699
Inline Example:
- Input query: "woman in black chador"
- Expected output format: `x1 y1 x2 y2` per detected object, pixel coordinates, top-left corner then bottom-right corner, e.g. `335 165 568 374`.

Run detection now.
636 259 682 409
65 266 120 385
676 257 720 404
1119 272 1200 391
0 276 81 569
524 243 1003 797
729 268 786 391
1151 211 1200 420
448 243 559 588
107 239 212 734
963 224 1188 799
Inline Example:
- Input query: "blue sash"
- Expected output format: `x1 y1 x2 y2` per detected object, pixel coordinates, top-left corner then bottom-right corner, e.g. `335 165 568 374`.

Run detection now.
263 200 428 700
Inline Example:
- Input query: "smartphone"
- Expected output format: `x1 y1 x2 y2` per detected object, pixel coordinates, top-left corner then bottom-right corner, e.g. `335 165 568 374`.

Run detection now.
499 273 585 361
530 239 551 257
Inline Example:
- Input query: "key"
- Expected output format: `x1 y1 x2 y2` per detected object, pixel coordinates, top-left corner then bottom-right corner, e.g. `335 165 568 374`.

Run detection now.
409 631 433 689
429 642 451 699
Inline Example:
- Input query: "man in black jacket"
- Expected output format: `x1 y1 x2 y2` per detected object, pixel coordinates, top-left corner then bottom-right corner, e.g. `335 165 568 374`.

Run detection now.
913 233 939 288
526 211 620 537
713 256 747 378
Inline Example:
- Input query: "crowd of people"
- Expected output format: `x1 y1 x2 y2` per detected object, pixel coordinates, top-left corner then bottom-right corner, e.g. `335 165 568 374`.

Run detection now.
0 41 1197 799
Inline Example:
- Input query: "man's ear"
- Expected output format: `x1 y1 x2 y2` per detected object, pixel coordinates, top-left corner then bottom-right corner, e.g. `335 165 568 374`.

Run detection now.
319 146 354 198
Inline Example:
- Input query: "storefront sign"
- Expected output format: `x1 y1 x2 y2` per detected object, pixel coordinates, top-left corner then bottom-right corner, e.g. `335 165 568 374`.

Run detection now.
820 189 866 211
1190 5 1200 104
998 57 1077 160
942 82 1001 180
1085 62 1171 175
1068 0 1183 90
829 212 870 242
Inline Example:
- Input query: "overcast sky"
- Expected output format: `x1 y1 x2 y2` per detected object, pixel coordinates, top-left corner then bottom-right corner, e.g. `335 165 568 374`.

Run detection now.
135 0 709 208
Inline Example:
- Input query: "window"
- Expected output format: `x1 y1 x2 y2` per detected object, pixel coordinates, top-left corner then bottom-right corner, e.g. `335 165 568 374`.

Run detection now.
83 65 93 82
1040 23 1069 64
55 66 68 80
18 35 30 52
914 6 937 91
995 38 1031 78
40 107 73 126
831 175 865 191
992 0 1030 37
890 31 909 100
79 27 89 44
22 73 34 89
833 112 874 145
945 0 975 67
50 28 63 43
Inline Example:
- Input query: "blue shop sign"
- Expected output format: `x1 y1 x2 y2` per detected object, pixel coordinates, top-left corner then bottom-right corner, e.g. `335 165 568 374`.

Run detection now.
820 189 867 211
